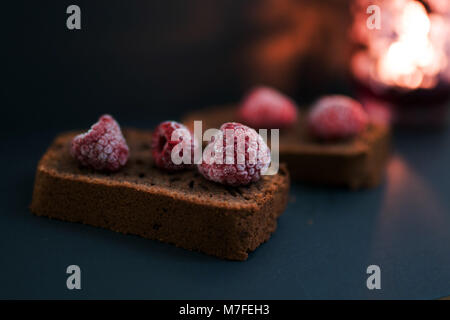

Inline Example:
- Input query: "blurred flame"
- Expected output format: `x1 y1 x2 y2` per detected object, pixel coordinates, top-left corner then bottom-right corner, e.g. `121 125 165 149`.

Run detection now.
378 1 446 89
352 0 450 90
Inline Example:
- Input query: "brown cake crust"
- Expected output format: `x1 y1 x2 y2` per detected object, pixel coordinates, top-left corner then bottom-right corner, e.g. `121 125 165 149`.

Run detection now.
30 129 290 261
183 105 391 189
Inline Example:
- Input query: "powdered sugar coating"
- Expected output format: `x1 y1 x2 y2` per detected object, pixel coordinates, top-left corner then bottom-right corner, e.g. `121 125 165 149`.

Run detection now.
71 115 129 171
151 121 198 172
198 122 271 186
308 95 369 140
239 86 298 129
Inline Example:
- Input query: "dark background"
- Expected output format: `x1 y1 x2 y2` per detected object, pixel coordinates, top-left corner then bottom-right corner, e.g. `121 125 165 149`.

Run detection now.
2 1 450 299
3 0 351 134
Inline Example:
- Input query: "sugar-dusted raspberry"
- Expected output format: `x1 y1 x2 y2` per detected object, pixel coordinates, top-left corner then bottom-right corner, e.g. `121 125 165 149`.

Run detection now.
238 86 298 129
198 122 271 186
71 114 129 171
308 95 369 140
151 121 198 171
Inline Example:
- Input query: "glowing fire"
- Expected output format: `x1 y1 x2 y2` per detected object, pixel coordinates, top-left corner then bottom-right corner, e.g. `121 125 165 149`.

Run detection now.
352 0 450 90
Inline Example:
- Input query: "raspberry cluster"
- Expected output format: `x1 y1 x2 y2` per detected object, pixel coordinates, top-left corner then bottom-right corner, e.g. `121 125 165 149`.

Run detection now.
70 92 366 186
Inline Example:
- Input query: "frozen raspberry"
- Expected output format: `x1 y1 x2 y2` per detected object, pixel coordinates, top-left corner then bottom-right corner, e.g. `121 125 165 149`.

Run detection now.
308 95 369 140
151 121 198 171
238 86 298 129
71 115 129 172
198 122 271 186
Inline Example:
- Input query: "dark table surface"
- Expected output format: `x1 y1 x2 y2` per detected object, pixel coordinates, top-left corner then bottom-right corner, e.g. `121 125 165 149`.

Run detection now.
1 123 449 300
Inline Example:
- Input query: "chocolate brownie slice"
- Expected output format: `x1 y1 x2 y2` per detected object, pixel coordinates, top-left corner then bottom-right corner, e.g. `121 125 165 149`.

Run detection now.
183 105 390 189
30 129 290 261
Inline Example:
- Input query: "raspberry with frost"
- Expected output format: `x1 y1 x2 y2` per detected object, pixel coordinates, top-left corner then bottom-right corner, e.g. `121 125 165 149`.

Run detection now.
239 86 298 129
198 122 271 186
151 121 198 171
71 115 129 171
308 95 369 140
